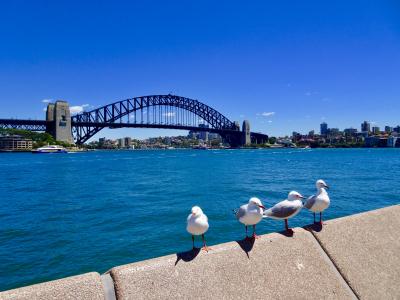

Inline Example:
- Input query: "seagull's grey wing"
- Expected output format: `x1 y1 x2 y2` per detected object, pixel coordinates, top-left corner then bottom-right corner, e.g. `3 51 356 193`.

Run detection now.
304 195 317 209
264 201 298 219
235 205 246 220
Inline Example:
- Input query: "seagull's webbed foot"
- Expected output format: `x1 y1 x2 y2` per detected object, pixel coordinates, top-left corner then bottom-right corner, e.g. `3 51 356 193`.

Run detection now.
202 246 211 252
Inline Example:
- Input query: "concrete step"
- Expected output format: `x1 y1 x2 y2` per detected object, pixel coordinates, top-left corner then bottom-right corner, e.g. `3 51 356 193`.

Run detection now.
0 272 105 300
309 205 400 299
109 228 356 300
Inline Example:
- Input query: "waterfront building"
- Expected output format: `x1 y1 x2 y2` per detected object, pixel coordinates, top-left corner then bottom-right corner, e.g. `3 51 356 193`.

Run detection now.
320 122 328 135
198 124 209 142
118 138 125 148
327 128 340 136
394 126 400 133
292 131 301 142
344 128 357 136
0 135 33 151
385 126 393 133
188 131 198 139
361 121 370 133
372 126 380 135
124 137 132 148
208 133 221 140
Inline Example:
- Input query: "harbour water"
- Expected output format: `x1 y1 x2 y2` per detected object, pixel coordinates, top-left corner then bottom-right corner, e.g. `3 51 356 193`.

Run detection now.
0 148 399 291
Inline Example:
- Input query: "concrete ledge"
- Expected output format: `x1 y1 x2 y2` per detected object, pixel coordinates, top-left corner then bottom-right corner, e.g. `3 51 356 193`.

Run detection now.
110 228 355 300
0 272 105 300
310 205 400 300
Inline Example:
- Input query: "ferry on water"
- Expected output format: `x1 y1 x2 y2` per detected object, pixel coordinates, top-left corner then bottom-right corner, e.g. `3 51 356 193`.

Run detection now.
31 145 68 154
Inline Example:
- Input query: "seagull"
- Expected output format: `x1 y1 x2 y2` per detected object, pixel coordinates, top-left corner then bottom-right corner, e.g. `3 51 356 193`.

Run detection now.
304 179 330 225
263 191 304 234
186 206 210 252
235 197 266 239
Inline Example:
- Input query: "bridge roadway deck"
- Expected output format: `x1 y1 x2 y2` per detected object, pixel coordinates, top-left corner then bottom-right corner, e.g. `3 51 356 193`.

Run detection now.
2 205 398 299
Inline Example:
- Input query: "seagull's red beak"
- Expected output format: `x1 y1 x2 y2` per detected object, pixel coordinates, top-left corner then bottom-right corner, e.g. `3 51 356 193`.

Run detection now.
258 205 266 209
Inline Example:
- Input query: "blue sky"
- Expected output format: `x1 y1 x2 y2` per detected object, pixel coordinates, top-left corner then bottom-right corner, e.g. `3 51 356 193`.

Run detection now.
0 1 399 140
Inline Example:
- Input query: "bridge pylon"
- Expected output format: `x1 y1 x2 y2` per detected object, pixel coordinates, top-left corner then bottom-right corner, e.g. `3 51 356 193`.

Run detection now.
46 101 74 144
242 120 251 145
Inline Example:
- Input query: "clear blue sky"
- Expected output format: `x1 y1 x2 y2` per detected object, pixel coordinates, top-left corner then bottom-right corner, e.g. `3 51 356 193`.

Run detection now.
0 1 399 139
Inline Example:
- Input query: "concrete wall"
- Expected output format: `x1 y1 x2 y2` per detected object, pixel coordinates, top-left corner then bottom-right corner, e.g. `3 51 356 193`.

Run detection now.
1 205 399 300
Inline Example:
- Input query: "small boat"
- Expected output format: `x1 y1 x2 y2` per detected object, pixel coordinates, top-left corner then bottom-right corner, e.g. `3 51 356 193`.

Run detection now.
32 145 68 154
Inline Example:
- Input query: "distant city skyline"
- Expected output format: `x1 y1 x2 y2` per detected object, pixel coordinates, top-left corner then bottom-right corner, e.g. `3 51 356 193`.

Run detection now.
1 1 399 140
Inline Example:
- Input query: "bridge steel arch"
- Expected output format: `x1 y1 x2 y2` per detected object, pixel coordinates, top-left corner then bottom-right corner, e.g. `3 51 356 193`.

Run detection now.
71 94 240 144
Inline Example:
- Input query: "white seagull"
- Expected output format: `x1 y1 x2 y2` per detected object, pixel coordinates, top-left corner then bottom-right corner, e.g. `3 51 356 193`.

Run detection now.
235 197 266 239
263 191 304 233
186 206 210 252
304 179 330 225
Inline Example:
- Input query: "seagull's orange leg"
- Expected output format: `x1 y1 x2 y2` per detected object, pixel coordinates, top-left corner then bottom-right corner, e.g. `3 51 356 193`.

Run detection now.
252 225 260 239
201 234 211 252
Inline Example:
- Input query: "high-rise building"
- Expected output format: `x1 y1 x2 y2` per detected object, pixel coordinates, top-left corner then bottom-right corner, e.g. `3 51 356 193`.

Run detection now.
344 128 357 136
199 124 209 142
320 122 328 135
372 126 380 135
361 121 370 132
124 137 132 148
384 126 393 133
328 128 340 136
393 126 400 133
118 138 125 148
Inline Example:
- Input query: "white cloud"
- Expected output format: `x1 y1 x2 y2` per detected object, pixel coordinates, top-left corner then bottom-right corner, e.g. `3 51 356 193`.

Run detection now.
162 112 175 117
70 104 89 115
260 112 275 117
41 99 53 103
268 120 273 123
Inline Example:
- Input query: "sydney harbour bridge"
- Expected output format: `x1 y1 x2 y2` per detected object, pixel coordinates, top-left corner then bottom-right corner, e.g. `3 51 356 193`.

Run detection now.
0 94 268 147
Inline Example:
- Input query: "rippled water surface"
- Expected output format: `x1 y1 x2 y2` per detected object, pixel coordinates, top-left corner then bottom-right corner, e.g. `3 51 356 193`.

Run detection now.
0 148 399 290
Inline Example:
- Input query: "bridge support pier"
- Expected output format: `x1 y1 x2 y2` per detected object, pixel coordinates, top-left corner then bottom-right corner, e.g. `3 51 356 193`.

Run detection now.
46 101 74 144
242 120 251 146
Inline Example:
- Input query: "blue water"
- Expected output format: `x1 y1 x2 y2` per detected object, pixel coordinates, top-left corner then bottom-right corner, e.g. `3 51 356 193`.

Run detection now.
0 148 399 291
